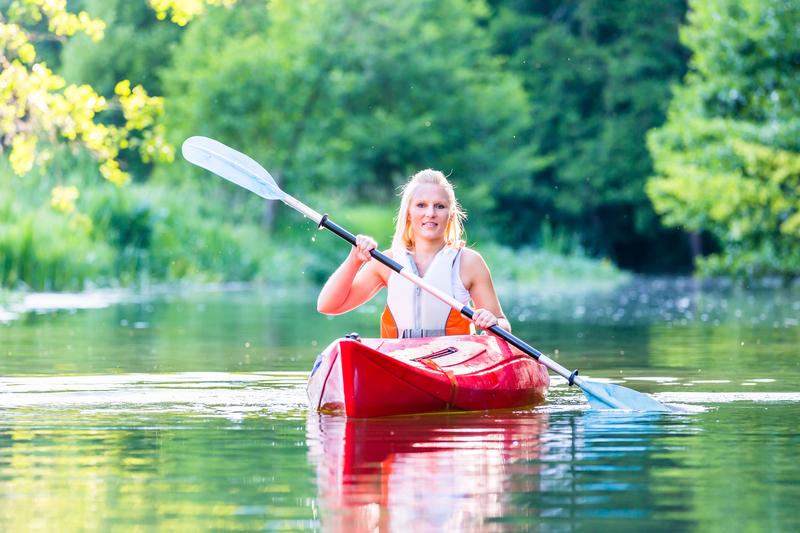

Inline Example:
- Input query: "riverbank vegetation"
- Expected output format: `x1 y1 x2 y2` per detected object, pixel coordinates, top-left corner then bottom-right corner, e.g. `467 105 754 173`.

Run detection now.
2 0 798 291
1 152 627 291
647 0 800 282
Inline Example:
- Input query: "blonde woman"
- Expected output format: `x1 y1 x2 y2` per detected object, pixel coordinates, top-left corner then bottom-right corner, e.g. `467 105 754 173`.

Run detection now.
317 169 510 338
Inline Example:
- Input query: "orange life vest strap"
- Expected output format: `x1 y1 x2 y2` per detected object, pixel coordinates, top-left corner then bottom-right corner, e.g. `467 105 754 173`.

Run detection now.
380 306 398 339
445 307 473 336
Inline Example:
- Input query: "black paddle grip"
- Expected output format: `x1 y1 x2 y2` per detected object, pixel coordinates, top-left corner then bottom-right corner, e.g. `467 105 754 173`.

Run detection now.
319 215 404 273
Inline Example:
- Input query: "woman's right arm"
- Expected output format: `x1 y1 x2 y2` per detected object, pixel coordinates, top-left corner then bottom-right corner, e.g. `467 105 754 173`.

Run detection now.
317 236 390 315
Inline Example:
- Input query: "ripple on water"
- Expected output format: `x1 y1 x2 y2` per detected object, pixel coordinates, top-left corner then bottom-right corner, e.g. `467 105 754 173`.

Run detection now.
1 371 797 423
0 373 311 420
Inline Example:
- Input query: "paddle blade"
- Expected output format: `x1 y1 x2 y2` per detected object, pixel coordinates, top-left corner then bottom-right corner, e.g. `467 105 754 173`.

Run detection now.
182 136 284 200
579 380 671 412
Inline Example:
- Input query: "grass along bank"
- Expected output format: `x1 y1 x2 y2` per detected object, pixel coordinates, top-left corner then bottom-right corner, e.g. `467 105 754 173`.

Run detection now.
1 155 628 294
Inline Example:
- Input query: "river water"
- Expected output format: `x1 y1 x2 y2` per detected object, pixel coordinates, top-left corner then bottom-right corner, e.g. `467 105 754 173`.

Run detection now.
1 278 799 532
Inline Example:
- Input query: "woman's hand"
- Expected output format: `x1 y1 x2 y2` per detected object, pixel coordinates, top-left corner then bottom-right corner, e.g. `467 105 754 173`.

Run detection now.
352 235 378 262
471 308 499 331
318 236 389 315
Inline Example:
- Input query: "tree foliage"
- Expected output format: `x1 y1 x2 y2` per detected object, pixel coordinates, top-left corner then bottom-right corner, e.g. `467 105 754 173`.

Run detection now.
0 0 172 195
60 0 184 97
158 0 534 234
2 0 708 290
149 0 234 26
55 0 187 181
488 0 689 270
647 0 800 280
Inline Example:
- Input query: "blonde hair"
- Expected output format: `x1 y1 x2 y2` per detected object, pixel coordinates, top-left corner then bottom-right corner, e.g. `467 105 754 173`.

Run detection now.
391 169 466 251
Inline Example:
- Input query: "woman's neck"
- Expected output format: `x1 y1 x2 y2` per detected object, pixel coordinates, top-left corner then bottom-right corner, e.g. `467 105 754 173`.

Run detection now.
408 239 446 277
409 238 446 257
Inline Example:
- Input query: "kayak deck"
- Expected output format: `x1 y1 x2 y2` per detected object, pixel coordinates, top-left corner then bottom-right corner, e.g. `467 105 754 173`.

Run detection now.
307 335 550 418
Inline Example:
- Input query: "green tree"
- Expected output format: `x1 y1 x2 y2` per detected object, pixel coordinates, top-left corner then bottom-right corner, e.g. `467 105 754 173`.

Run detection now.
56 0 185 180
157 0 534 236
0 0 172 202
488 0 689 270
149 0 235 26
60 0 184 99
647 0 800 281
0 0 179 290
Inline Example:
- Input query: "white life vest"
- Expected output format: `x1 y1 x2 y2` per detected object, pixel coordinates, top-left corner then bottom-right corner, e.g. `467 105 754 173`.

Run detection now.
380 246 474 338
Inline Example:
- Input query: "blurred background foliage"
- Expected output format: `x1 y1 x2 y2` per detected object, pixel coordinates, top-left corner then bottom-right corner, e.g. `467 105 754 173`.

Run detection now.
647 0 800 282
2 0 798 291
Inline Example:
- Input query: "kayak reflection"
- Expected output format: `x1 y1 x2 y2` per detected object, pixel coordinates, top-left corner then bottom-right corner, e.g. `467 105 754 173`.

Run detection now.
307 410 549 532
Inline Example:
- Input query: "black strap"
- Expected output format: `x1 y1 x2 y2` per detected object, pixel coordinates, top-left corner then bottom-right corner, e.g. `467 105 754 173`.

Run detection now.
568 369 579 387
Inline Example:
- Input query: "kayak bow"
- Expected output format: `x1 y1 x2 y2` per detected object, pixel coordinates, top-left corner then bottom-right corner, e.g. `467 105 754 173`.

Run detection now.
307 334 550 418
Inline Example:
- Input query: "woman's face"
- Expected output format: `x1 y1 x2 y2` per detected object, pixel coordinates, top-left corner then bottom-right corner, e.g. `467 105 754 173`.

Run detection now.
407 183 451 244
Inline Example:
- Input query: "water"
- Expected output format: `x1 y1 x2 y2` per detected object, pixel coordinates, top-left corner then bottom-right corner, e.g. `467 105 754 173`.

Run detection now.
1 278 800 532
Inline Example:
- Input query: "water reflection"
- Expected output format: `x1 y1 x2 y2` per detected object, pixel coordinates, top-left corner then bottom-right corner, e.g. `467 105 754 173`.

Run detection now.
308 411 548 532
0 410 318 532
306 409 711 532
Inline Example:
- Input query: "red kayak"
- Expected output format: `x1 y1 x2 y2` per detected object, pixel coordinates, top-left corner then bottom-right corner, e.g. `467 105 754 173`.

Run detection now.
306 334 550 418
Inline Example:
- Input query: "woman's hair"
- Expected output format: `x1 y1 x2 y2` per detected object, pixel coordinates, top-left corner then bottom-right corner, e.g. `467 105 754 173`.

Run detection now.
391 169 466 251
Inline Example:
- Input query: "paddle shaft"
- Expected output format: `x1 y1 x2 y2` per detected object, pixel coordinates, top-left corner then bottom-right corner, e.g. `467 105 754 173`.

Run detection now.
318 215 582 387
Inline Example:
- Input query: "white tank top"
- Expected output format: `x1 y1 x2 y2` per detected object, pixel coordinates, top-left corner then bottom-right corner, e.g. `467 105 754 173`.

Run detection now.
451 249 471 304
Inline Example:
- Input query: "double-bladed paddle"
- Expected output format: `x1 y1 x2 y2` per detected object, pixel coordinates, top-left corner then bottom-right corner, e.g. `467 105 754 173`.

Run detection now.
182 135 670 412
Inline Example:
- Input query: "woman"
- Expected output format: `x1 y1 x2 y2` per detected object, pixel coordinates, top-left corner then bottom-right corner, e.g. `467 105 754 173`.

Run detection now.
317 169 510 338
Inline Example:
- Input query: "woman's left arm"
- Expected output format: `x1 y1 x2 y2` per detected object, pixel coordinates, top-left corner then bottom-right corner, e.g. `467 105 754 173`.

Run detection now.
460 249 511 333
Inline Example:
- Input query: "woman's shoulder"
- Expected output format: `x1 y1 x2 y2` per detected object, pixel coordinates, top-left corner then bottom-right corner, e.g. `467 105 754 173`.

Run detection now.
455 246 492 291
458 246 485 262
458 246 490 273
